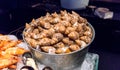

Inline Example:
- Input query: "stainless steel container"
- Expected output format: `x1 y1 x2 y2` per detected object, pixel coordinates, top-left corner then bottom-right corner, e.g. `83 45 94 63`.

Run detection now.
23 23 95 70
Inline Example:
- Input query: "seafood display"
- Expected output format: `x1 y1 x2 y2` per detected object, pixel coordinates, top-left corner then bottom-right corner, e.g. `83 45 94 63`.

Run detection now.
0 34 27 70
23 10 93 54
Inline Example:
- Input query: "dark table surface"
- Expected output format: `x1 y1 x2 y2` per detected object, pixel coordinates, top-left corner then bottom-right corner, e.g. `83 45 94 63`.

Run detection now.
0 1 120 70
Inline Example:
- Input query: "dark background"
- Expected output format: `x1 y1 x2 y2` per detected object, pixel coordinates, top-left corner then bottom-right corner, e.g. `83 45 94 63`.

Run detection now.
0 0 120 70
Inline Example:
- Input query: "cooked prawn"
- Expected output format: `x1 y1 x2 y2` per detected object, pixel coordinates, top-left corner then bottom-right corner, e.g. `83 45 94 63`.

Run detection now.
0 55 19 69
0 40 21 51
4 47 27 55
0 34 27 69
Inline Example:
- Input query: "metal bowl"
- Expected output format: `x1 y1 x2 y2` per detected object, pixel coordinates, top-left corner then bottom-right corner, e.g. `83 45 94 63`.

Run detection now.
23 22 95 70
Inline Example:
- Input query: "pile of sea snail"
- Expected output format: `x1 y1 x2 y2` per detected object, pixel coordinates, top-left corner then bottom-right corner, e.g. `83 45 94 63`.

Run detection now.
23 10 93 54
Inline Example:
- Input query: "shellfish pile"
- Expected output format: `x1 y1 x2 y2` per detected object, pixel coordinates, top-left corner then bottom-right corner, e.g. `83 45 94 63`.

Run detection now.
23 10 93 54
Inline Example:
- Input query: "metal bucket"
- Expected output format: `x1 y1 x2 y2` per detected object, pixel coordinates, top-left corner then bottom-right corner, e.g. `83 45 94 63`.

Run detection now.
23 23 95 70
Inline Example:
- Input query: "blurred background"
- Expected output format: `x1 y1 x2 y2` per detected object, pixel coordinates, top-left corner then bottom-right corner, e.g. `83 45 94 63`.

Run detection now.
0 0 120 70
0 0 120 32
